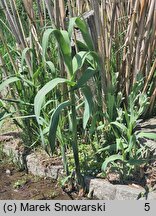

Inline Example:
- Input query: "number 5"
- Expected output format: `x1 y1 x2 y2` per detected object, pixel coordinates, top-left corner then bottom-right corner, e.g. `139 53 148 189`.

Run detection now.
144 203 150 211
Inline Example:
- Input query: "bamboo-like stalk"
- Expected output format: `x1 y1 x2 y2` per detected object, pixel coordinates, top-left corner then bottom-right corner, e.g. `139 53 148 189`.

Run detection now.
149 86 156 115
0 30 18 74
59 0 66 29
44 0 55 27
22 0 35 23
37 0 44 27
66 0 155 112
1 0 21 44
54 0 61 28
143 58 156 93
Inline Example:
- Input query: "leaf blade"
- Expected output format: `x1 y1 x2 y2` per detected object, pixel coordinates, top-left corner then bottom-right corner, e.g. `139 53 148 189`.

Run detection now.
0 77 20 92
81 86 94 129
102 154 124 171
34 78 67 123
48 100 71 154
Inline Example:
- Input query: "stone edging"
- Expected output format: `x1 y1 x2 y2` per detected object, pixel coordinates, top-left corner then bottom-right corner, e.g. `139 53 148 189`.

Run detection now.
0 133 63 180
85 177 156 200
1 131 156 200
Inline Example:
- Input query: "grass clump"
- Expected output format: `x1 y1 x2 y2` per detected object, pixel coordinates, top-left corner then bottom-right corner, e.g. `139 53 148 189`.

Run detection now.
0 0 156 189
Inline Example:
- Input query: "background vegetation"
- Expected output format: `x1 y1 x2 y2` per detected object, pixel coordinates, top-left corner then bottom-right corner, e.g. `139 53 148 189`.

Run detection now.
0 0 156 189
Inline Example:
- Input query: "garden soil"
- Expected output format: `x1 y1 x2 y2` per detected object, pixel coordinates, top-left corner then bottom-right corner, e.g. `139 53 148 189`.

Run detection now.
0 162 71 200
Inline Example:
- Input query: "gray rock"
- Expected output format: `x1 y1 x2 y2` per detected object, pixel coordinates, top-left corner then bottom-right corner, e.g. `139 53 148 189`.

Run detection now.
145 191 156 200
85 177 147 200
136 117 156 154
115 185 145 200
26 152 63 180
85 177 116 200
1 134 26 167
1 133 64 180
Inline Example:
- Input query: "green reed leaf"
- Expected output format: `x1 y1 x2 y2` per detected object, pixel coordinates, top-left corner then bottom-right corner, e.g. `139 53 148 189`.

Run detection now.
34 78 68 123
49 100 71 154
